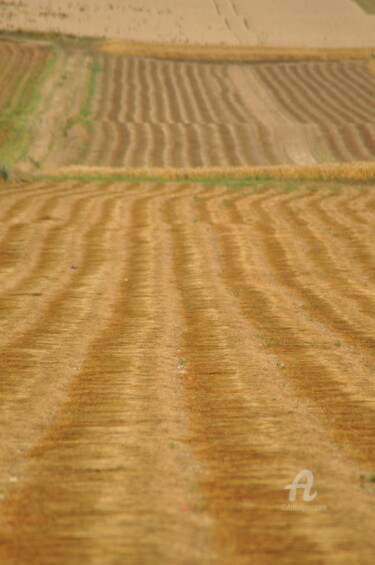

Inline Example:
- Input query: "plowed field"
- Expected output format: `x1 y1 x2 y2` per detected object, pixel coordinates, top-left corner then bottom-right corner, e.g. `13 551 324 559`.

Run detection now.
0 178 374 564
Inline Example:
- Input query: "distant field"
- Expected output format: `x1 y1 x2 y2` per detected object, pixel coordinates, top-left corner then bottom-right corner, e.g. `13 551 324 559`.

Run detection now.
1 38 375 174
0 40 49 167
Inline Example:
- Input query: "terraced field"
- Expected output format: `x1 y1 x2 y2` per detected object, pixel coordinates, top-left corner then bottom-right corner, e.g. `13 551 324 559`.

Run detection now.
0 178 374 564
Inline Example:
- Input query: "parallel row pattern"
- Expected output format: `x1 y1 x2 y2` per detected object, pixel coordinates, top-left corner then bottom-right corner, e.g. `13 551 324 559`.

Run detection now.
0 40 49 151
0 180 374 564
62 56 375 168
253 60 375 162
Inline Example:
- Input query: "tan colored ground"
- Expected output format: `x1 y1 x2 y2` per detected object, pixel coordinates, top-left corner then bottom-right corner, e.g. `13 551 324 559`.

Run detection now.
0 178 374 564
1 40 374 173
0 8 375 564
1 0 375 47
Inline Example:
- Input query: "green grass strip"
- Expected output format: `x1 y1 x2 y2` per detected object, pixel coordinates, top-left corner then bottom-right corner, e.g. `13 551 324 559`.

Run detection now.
80 60 103 118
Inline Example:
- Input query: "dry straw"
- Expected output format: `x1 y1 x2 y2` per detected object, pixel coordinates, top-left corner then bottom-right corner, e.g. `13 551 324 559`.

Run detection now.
100 41 375 63
43 163 375 182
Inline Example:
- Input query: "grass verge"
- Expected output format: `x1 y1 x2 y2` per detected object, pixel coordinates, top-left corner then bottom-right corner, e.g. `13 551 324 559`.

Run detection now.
0 45 57 169
80 60 103 118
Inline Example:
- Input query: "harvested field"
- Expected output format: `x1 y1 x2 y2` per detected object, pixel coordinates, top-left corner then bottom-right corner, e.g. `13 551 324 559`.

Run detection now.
0 178 374 564
0 15 375 564
51 55 375 168
2 38 374 171
0 40 50 166
63 56 375 167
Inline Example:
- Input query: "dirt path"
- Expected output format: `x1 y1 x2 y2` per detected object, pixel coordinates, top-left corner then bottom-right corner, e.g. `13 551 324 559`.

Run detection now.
0 179 374 564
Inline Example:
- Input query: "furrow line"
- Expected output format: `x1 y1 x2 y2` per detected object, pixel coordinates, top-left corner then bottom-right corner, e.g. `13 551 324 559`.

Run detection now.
0 187 110 344
253 64 314 123
174 63 203 124
0 191 77 287
281 63 348 125
0 185 212 564
307 188 375 277
211 64 250 123
247 189 375 358
0 188 129 403
136 58 153 123
345 62 375 101
317 122 356 161
4 46 47 119
338 186 375 226
0 44 25 108
327 62 375 120
0 187 136 504
146 59 166 123
159 61 184 123
306 62 373 124
169 215 375 564
165 62 194 124
0 46 33 115
109 122 128 167
92 54 113 121
119 57 136 123
193 64 227 124
214 123 248 165
170 221 322 563
211 222 375 465
106 56 123 122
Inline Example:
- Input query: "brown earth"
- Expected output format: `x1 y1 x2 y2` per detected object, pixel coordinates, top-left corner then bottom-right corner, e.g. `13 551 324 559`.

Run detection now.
0 178 374 564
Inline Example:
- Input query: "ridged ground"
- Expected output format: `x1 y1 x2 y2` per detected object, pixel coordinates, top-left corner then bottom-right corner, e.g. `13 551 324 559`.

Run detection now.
0 179 374 564
2 40 374 172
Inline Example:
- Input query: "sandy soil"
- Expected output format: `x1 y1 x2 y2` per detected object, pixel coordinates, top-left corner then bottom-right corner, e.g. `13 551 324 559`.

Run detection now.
0 0 375 47
0 179 374 564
